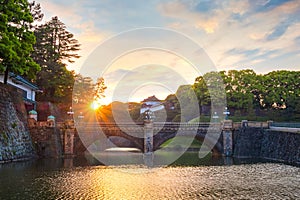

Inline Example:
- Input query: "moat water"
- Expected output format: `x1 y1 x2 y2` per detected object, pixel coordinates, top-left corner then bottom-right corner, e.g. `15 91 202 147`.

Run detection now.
0 152 299 200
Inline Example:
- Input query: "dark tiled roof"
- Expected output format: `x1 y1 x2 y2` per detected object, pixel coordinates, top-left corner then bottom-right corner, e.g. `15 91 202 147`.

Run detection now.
8 72 39 90
141 95 160 102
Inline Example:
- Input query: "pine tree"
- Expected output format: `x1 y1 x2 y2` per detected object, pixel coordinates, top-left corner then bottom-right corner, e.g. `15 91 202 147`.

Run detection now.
32 16 80 102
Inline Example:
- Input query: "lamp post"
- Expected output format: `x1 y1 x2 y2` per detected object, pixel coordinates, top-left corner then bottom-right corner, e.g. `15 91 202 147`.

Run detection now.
223 107 230 120
77 112 84 125
67 107 74 120
212 111 219 123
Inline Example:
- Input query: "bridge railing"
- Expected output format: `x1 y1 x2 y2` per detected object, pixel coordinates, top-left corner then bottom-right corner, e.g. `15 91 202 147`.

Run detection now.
270 122 300 128
72 122 223 130
61 121 282 130
154 122 213 127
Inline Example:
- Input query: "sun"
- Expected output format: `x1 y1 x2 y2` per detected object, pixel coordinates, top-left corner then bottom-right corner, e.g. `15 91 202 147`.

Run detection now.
91 100 101 110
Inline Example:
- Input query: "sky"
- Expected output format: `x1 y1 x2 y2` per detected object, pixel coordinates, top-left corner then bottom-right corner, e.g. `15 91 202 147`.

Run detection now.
37 0 300 104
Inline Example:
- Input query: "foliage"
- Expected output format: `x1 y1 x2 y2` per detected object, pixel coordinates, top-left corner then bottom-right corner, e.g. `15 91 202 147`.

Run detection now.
36 62 75 102
32 16 80 102
73 74 95 104
193 71 226 116
94 77 107 102
0 0 40 82
192 70 300 121
96 101 130 123
32 16 80 65
175 85 199 121
73 75 107 105
28 1 43 27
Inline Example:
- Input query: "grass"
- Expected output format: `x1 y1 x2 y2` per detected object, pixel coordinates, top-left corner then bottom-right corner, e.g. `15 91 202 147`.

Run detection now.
160 136 205 149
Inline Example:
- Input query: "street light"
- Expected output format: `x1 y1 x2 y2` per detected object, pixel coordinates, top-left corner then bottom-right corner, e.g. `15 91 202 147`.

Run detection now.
223 107 230 120
143 109 155 121
212 111 219 123
67 107 74 119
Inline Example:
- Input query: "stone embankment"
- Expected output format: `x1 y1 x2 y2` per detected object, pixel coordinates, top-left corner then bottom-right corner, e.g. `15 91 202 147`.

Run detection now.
233 127 300 165
0 83 36 163
28 119 62 158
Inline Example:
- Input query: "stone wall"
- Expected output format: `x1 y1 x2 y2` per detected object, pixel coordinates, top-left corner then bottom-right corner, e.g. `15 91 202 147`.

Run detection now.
233 127 300 165
0 83 36 163
260 130 300 164
28 119 62 158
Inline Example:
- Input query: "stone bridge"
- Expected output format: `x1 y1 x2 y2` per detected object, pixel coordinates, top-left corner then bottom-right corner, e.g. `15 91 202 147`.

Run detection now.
28 119 300 165
64 120 238 156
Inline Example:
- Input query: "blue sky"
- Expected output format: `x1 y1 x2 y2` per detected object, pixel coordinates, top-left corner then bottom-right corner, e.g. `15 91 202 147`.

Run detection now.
38 0 300 103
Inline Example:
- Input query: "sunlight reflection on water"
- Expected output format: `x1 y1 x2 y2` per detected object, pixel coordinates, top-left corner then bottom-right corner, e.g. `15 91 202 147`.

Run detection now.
0 154 300 200
2 163 298 199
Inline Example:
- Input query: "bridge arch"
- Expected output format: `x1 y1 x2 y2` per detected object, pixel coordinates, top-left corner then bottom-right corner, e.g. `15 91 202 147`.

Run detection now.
73 123 224 155
153 131 223 155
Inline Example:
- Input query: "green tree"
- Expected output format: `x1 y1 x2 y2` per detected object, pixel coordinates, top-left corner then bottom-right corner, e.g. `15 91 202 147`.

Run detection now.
36 61 75 102
220 69 261 115
0 0 40 83
261 70 300 120
164 94 180 122
32 16 80 65
193 71 226 116
73 74 95 104
176 85 199 121
32 16 80 102
193 75 210 110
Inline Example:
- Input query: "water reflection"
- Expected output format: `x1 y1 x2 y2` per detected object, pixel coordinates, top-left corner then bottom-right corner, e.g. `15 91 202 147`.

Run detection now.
0 153 299 199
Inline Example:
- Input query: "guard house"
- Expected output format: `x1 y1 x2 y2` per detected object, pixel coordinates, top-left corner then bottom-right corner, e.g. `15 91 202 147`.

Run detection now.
0 72 40 111
140 95 165 114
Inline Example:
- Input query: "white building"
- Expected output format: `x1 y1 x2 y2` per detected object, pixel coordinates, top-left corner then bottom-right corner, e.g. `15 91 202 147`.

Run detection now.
0 73 39 111
140 95 165 114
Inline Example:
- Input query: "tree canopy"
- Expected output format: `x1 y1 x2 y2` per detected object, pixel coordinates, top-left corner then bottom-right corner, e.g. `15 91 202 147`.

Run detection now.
192 70 300 121
0 0 40 83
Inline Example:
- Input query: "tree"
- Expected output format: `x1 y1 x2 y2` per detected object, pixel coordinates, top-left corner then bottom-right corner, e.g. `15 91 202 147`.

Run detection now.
220 69 261 115
260 70 300 120
32 16 80 102
73 75 107 106
73 74 95 104
0 0 40 83
193 76 210 111
36 61 75 102
28 1 43 26
193 71 226 115
176 85 199 121
94 77 107 102
32 16 80 66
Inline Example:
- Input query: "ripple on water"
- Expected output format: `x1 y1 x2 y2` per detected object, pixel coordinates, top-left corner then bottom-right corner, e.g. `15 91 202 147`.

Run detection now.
5 163 300 200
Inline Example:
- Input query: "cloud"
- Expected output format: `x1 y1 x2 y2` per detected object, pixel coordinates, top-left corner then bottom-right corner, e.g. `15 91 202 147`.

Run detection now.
39 1 110 72
157 1 222 33
157 0 300 72
37 0 300 103
226 48 260 57
267 20 291 40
